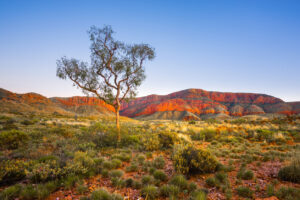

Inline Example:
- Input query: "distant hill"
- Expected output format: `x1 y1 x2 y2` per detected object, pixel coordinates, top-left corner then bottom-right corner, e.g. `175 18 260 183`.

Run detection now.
0 88 114 116
0 88 299 120
120 89 300 120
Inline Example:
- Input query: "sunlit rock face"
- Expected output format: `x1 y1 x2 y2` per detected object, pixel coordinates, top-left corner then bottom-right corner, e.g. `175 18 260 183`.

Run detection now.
120 88 297 120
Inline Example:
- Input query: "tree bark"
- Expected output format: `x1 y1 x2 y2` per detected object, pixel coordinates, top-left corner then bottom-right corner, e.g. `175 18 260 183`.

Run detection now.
115 104 121 142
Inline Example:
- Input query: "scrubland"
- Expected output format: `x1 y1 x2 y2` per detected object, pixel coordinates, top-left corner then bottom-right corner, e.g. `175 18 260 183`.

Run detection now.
0 114 299 200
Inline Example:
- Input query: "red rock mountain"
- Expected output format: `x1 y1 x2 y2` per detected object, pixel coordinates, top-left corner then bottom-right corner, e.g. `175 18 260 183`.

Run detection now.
0 88 299 119
120 89 299 120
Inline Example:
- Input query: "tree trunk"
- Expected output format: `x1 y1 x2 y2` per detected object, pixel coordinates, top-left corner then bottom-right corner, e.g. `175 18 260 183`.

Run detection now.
115 105 120 142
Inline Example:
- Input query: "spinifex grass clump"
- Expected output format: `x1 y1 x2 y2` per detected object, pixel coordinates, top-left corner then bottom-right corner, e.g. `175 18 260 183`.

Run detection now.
172 144 218 174
278 152 300 183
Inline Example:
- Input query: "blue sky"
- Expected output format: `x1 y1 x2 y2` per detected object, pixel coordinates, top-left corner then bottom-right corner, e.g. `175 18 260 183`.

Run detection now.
0 0 299 101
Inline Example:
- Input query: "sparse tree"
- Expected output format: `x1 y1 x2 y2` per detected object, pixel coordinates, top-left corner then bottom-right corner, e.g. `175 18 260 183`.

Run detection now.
56 25 155 141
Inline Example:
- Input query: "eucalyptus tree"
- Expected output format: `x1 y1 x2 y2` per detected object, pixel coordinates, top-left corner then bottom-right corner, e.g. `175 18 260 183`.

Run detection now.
56 25 155 141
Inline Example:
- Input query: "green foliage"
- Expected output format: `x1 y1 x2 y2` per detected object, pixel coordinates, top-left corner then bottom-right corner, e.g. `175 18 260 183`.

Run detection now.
141 185 158 200
236 186 253 198
0 160 27 185
20 185 38 200
141 175 154 185
28 160 62 183
275 186 300 200
62 175 81 190
153 170 167 181
266 184 275 197
278 157 300 183
169 175 188 190
0 130 29 150
189 189 207 200
158 132 180 148
205 177 217 187
159 184 180 198
172 144 218 174
141 133 161 151
237 168 254 180
152 156 165 169
0 184 22 200
109 170 124 178
90 188 123 200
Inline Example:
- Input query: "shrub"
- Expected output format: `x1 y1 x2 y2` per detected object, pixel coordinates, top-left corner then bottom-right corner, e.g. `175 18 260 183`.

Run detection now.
159 184 180 198
126 163 138 172
141 185 158 200
275 186 300 200
0 160 27 185
236 186 253 198
20 185 38 200
62 175 80 190
172 144 218 174
278 158 300 183
188 182 198 192
0 184 22 200
101 169 109 178
266 184 275 197
153 170 168 181
110 170 124 178
111 177 125 188
141 175 154 185
90 188 122 200
141 134 161 151
158 132 180 148
28 160 62 183
111 159 122 169
125 178 134 187
189 189 207 200
215 172 227 184
191 132 205 141
169 175 188 190
205 177 217 187
0 130 29 150
236 168 254 180
77 184 89 194
152 156 165 169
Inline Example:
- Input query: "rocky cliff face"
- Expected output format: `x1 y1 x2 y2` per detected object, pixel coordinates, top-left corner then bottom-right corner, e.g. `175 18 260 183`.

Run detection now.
120 89 297 119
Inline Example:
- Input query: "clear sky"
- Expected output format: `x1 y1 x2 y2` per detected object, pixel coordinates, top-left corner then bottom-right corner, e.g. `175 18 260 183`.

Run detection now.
0 0 299 101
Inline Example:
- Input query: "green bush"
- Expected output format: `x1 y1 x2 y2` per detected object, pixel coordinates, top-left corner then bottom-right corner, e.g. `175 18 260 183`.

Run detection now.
0 130 29 150
141 185 158 200
28 160 62 183
141 175 154 185
0 160 27 185
172 144 218 174
0 184 22 200
205 177 218 187
275 186 300 200
189 189 207 200
153 170 167 181
158 132 180 148
152 156 165 169
159 184 180 198
278 162 300 183
141 134 161 151
169 175 188 190
125 163 138 172
237 168 254 180
20 185 38 200
90 188 122 200
109 170 124 178
236 186 253 198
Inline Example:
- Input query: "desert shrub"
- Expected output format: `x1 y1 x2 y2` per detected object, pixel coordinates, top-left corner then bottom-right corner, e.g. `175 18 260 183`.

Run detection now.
191 132 205 141
90 188 122 200
62 174 81 190
141 133 161 151
202 129 217 142
236 167 254 180
158 132 180 148
189 189 207 200
125 178 134 187
169 175 188 190
0 184 22 200
126 163 138 172
141 175 154 185
215 172 227 184
64 151 96 176
255 129 274 142
20 185 38 200
188 182 198 192
275 186 300 200
103 161 113 169
28 160 62 183
132 180 142 189
0 160 27 185
111 159 122 169
112 153 131 162
77 184 89 195
153 170 167 181
21 119 36 126
172 144 218 174
141 185 158 200
101 169 109 178
278 155 300 183
236 186 253 198
189 120 196 124
1 118 18 130
266 184 275 197
205 177 218 187
111 177 125 188
136 154 146 164
110 170 123 178
159 184 180 198
152 156 165 169
0 130 29 150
